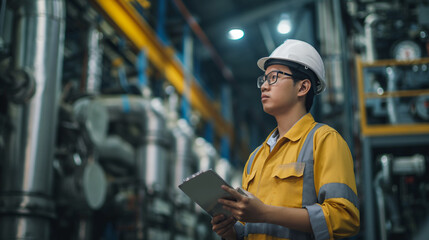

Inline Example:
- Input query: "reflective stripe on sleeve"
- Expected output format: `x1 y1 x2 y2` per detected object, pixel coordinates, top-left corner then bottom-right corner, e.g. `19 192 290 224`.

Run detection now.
245 223 313 240
246 223 291 239
234 222 245 240
318 182 360 210
305 204 330 240
245 223 290 238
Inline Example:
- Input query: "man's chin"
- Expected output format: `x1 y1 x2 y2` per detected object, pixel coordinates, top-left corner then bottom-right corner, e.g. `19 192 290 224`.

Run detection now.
262 106 275 115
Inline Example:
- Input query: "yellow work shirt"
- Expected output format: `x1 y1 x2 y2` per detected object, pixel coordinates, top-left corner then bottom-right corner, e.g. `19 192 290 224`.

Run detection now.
236 113 359 240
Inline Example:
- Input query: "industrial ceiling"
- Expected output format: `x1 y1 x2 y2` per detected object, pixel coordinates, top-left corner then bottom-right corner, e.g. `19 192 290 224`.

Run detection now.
162 0 320 148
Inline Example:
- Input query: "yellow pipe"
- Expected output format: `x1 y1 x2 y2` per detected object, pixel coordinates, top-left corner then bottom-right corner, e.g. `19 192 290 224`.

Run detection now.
91 0 234 141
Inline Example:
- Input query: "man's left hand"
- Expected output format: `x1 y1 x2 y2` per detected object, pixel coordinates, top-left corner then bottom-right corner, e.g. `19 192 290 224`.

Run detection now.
218 185 267 223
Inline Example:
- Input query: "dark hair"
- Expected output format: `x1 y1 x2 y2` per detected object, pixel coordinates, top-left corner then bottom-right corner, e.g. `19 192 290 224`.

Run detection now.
264 59 315 112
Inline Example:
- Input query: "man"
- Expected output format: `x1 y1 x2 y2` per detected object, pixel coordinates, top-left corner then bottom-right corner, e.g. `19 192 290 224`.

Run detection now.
211 39 360 240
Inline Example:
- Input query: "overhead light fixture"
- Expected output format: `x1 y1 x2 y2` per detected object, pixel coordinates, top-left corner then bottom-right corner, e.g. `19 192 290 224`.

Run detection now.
277 14 291 34
227 28 244 40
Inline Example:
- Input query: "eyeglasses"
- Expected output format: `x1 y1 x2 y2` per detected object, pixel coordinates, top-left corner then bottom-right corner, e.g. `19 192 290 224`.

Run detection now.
257 70 294 88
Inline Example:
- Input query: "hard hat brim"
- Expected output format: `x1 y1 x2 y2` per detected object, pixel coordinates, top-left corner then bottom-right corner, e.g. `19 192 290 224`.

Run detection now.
257 57 269 71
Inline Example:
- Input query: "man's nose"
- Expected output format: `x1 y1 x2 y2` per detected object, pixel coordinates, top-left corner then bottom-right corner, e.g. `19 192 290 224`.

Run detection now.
261 80 269 91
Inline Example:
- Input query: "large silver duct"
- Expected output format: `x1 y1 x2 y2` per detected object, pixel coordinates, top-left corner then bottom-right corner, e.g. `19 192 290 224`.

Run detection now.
171 119 196 204
0 0 65 239
83 25 103 94
94 96 170 193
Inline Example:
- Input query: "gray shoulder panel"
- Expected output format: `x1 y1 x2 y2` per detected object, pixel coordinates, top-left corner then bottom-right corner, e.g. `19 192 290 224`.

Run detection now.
247 145 262 175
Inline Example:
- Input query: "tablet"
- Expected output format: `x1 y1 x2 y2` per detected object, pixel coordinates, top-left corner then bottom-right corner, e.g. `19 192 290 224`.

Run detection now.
178 169 243 217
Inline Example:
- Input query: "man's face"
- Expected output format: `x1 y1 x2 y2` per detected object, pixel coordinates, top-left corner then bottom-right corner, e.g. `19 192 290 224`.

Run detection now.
260 64 301 116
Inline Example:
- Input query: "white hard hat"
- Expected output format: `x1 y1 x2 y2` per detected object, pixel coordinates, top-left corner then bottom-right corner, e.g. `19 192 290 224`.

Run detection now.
257 39 326 94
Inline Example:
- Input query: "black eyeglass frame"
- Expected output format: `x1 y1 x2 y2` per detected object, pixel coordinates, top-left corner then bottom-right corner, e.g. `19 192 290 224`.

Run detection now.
257 70 294 88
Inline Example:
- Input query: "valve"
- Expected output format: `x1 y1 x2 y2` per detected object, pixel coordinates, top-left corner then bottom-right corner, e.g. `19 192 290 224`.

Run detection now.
0 68 35 103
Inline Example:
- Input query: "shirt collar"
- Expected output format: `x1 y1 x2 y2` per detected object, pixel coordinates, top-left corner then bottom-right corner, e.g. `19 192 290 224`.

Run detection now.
283 113 315 142
266 129 279 151
263 113 316 147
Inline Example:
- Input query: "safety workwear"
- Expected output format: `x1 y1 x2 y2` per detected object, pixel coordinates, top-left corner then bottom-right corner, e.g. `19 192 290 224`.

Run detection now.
257 39 326 94
234 113 360 240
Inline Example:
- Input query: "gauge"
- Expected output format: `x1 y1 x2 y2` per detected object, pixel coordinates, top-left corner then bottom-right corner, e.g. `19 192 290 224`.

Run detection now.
392 40 422 61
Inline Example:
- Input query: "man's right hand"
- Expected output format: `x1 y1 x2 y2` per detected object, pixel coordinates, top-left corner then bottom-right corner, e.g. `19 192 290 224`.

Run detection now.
211 214 237 240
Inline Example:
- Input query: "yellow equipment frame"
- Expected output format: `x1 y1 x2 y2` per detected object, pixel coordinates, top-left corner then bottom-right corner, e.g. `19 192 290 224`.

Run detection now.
356 57 429 136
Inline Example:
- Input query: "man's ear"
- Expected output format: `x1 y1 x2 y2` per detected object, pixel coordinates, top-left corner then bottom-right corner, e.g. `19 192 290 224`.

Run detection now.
297 79 311 97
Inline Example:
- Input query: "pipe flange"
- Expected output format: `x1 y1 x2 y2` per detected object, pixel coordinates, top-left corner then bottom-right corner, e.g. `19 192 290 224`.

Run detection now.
0 193 56 218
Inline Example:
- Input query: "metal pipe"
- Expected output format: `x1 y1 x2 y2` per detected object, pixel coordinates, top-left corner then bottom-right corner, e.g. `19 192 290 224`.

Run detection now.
386 67 398 124
172 118 195 204
0 0 65 239
83 25 103 94
374 172 387 240
91 0 235 141
194 137 216 172
94 96 170 193
364 13 380 62
98 136 135 173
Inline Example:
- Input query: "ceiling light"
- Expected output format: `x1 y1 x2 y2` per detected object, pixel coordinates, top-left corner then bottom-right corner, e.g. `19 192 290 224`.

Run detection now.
277 14 291 34
228 28 244 40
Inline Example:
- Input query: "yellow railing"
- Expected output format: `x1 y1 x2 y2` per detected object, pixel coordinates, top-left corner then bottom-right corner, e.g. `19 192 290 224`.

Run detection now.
356 57 429 136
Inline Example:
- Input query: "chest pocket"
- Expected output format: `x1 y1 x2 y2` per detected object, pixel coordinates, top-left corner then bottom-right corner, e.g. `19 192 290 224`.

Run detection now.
270 162 305 207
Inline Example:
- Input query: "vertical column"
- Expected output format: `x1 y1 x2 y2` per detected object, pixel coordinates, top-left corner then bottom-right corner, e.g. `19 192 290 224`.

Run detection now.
363 137 375 240
181 25 193 122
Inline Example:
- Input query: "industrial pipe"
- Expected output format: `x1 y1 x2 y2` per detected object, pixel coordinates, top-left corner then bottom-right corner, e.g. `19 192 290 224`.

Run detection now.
0 0 65 239
98 136 136 176
82 24 103 94
364 13 380 62
171 118 196 204
93 96 171 193
386 67 399 124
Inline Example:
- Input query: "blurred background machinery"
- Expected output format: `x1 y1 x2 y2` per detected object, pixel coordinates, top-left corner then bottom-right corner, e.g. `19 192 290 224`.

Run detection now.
0 0 428 239
348 1 429 240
